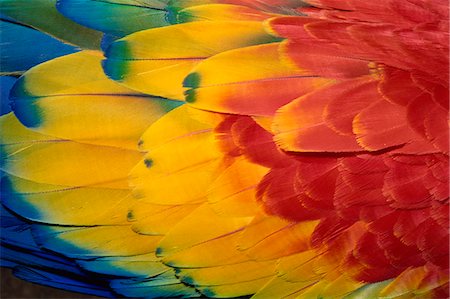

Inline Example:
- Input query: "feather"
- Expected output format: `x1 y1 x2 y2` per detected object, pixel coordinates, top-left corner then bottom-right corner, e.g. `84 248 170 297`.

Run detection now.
0 0 102 49
0 20 77 74
184 42 332 116
10 51 182 148
103 21 279 99
57 0 173 37
1 1 448 298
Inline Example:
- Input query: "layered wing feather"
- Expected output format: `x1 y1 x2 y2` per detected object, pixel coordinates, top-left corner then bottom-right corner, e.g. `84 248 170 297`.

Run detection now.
1 1 448 298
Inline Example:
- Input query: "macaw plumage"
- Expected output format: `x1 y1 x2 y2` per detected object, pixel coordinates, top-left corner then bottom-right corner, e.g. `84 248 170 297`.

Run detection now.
0 0 448 298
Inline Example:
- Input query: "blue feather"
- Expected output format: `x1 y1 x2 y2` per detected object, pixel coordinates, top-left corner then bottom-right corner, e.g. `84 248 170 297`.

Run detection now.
57 0 171 36
14 266 115 297
0 20 77 73
0 76 16 115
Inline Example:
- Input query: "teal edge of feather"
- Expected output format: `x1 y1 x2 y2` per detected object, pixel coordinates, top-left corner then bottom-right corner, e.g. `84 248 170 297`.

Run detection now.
9 77 42 128
165 5 183 24
153 96 185 113
102 40 131 82
183 72 201 103
183 72 201 89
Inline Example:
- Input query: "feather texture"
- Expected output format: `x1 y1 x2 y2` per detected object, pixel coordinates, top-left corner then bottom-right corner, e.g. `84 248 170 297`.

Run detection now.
1 0 448 298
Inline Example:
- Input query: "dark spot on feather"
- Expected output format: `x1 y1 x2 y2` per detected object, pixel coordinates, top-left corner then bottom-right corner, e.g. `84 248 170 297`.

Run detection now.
185 89 196 103
202 288 215 297
183 72 200 89
127 210 135 221
144 159 153 168
165 6 181 24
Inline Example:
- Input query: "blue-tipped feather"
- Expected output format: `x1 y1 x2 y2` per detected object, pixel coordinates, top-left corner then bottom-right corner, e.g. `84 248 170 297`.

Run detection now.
0 76 16 115
77 254 167 278
1 208 38 251
1 176 42 223
1 207 78 274
110 272 200 298
30 225 100 259
1 245 83 275
8 76 42 128
102 40 131 81
57 0 171 36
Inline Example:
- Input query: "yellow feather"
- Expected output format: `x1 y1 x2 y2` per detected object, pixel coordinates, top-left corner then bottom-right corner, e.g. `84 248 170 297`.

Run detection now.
157 204 252 257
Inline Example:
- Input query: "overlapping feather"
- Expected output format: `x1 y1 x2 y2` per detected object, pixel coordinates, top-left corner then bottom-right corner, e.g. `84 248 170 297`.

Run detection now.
1 0 448 298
